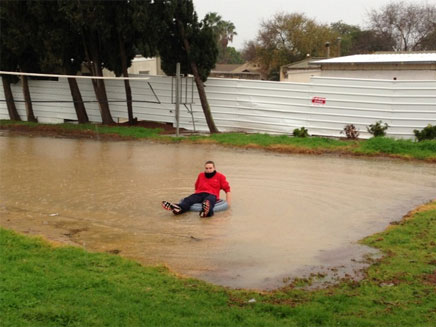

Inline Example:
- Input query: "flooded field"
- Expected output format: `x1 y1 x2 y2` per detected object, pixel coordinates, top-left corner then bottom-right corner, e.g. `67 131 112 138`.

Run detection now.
1 133 435 289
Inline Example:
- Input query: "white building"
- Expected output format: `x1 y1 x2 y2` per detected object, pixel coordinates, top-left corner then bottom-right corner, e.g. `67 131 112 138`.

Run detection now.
127 56 164 75
280 57 324 82
101 56 164 77
312 52 436 80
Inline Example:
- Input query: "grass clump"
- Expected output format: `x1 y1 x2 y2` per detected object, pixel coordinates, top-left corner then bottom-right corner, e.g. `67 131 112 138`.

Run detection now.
292 127 309 138
208 132 350 149
414 124 436 142
1 201 436 326
367 121 389 137
87 124 163 138
355 137 436 160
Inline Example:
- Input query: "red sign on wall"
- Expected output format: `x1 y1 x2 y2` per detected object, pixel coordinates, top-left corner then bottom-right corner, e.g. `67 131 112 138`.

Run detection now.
312 96 326 105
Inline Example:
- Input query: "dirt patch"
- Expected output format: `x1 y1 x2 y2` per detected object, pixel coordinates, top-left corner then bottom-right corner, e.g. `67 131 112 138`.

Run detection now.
399 201 436 224
423 270 436 285
1 123 124 141
0 120 189 141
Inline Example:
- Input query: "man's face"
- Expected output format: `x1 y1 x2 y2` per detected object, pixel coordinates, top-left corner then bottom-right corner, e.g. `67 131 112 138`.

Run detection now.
204 163 215 173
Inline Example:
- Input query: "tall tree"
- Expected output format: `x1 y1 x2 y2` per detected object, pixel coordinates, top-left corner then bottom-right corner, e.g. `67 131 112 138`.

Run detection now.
0 1 38 122
204 12 238 64
0 3 21 121
101 1 137 124
330 21 396 55
349 30 396 54
159 0 219 133
218 20 237 50
368 1 436 51
241 40 258 62
60 0 114 124
221 47 244 64
419 29 436 51
133 0 166 60
103 0 164 125
330 21 361 56
34 1 89 123
253 12 339 80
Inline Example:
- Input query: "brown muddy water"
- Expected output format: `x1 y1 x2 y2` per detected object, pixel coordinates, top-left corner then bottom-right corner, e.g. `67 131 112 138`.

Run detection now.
1 132 435 290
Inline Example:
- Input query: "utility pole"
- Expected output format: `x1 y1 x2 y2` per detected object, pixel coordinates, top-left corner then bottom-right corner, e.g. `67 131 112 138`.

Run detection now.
325 42 330 58
175 62 180 137
337 37 342 57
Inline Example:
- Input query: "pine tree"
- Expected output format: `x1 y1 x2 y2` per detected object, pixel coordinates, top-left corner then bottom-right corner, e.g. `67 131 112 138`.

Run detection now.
159 0 219 133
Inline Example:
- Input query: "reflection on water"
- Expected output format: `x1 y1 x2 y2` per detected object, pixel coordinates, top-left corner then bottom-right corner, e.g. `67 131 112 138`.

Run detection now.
1 133 435 290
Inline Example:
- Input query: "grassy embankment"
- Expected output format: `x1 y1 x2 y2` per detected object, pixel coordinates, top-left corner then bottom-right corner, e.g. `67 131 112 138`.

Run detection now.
1 120 436 162
1 202 435 327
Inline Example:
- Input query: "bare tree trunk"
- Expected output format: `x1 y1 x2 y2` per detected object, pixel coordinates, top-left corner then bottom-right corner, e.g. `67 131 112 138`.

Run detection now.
190 62 219 133
118 32 135 124
21 76 37 122
77 0 114 126
2 76 21 121
82 32 114 125
67 77 89 123
90 67 114 125
177 19 219 133
91 41 114 124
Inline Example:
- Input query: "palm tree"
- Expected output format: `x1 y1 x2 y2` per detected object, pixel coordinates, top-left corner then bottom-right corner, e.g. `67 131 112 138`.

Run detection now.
218 21 237 49
204 12 238 63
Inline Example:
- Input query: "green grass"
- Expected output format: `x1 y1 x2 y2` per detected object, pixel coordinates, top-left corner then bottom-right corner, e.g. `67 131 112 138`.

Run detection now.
1 203 436 326
206 132 352 149
354 137 436 160
1 120 436 161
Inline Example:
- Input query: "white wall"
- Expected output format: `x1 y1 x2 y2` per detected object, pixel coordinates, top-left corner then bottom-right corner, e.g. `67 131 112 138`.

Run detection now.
101 57 163 77
1 75 435 139
283 69 321 83
321 69 436 80
127 57 163 75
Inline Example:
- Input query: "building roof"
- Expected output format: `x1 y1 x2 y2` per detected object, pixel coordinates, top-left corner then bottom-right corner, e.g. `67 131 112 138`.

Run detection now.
231 62 261 73
132 55 156 62
282 57 326 69
212 63 261 74
213 64 242 72
313 53 436 64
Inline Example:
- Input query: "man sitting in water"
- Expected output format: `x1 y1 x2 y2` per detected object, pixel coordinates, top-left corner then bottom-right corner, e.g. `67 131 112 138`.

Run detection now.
162 160 231 217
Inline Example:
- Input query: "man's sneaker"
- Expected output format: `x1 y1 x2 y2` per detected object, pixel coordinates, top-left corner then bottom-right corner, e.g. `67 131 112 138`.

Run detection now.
161 201 181 213
199 200 210 217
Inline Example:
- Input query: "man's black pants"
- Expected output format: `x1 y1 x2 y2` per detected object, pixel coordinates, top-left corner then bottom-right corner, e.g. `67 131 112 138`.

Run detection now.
178 192 217 217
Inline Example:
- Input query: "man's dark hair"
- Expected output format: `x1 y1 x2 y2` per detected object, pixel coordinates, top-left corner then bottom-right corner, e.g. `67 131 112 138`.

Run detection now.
205 160 215 167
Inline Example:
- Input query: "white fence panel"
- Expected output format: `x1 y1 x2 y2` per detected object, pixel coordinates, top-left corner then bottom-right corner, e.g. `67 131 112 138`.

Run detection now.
1 75 435 139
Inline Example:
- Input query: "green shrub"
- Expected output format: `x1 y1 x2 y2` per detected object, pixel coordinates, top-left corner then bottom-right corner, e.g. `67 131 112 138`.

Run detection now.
293 127 309 138
367 120 389 137
414 124 436 142
340 124 360 140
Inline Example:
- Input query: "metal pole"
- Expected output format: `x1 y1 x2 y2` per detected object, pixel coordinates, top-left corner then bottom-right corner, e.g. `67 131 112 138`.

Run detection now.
337 37 342 57
176 62 180 136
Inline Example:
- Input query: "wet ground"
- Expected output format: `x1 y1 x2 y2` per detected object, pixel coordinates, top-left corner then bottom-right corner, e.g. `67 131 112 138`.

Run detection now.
1 132 435 290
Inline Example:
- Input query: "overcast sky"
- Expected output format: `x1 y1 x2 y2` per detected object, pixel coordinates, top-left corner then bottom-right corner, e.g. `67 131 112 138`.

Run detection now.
193 0 433 50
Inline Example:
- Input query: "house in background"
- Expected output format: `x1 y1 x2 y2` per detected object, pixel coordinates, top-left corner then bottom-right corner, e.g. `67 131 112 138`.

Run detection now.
127 56 164 75
312 52 436 80
209 63 263 80
93 56 164 77
97 57 263 79
280 57 325 82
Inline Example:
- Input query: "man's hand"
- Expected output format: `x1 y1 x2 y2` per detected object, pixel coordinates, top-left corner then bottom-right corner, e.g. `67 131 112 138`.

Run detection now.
226 192 231 206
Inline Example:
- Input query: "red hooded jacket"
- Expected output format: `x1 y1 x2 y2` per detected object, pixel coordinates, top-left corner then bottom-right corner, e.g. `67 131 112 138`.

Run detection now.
194 171 230 200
